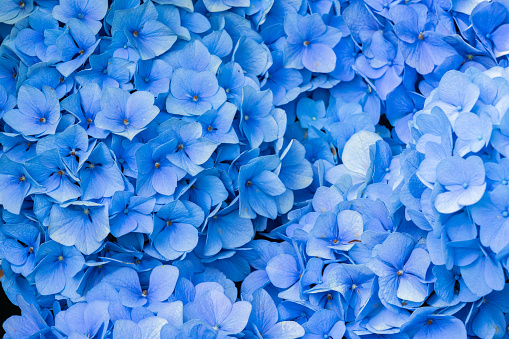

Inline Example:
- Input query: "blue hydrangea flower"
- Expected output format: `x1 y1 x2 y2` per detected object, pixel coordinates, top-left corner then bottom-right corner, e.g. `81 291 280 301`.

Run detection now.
2 296 50 338
80 142 125 200
203 199 253 256
434 156 486 214
0 155 39 214
3 85 60 137
166 68 226 116
240 87 279 148
75 52 136 89
49 201 110 255
15 9 59 62
134 59 172 96
103 265 178 308
184 289 252 335
238 155 286 219
54 300 110 338
0 0 34 24
392 5 458 75
25 148 81 203
400 307 467 339
95 87 159 140
306 210 363 259
56 18 101 77
33 240 85 295
284 13 342 73
52 0 108 34
471 2 509 58
111 1 177 60
61 83 109 139
164 122 219 176
135 136 187 197
0 223 40 277
368 232 431 305
151 200 204 260
197 102 239 144
109 191 156 237
217 61 245 107
424 71 480 124
303 309 345 339
471 185 509 253
245 288 305 339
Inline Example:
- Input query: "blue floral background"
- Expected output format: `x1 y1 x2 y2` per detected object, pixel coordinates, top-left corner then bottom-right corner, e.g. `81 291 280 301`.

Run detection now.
0 0 509 338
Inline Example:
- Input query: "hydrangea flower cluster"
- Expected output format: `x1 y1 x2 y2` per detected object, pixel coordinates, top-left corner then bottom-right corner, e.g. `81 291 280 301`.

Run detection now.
0 0 509 338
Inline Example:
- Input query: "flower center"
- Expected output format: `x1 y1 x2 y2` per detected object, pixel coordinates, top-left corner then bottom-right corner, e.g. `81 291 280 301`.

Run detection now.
19 1 25 8
28 247 33 253
83 209 89 214
39 117 46 123
58 255 64 261
303 40 310 46
462 183 469 189
246 181 252 187
154 162 160 168
79 50 85 55
58 170 64 176
396 270 404 276
244 115 249 120
192 95 199 101
142 290 148 297
18 176 26 182
123 119 129 125
124 209 129 214
207 126 213 132
166 220 173 226
178 144 184 150
133 31 139 37
418 32 424 40
427 320 433 325
86 118 92 124
225 88 230 93
77 12 84 18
